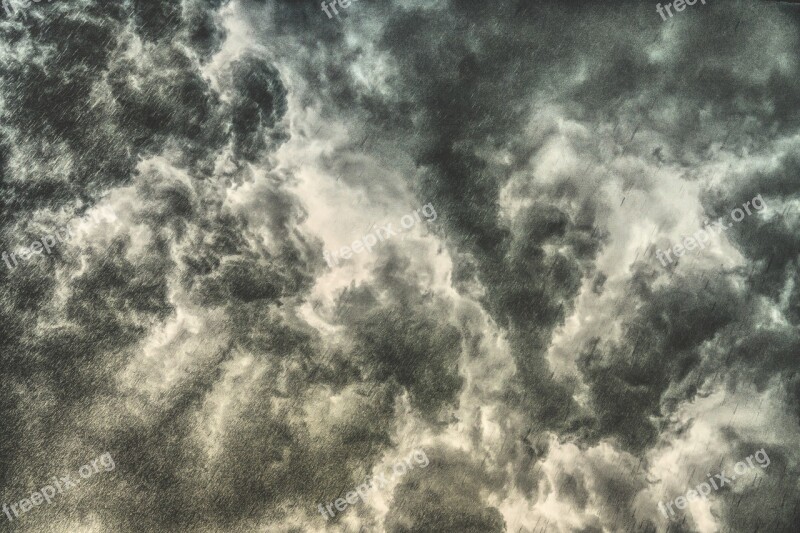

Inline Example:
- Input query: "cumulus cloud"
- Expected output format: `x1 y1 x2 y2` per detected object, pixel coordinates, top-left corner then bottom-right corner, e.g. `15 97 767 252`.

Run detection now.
2 0 800 532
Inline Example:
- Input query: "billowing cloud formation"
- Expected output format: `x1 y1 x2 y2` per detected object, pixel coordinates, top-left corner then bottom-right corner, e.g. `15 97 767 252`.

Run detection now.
2 0 800 532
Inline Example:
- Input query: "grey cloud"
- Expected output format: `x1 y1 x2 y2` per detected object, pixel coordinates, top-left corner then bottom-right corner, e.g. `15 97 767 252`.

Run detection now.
385 448 506 533
3 0 800 532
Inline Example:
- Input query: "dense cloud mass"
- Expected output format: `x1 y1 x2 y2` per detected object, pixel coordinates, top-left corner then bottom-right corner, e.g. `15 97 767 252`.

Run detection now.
1 0 799 531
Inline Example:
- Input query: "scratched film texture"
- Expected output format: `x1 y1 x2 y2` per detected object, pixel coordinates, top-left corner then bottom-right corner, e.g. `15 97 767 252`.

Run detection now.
0 0 799 532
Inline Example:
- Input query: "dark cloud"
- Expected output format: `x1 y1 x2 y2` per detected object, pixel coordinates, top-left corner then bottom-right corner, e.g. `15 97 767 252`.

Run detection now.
229 55 289 161
2 0 800 532
385 448 506 533
335 252 464 421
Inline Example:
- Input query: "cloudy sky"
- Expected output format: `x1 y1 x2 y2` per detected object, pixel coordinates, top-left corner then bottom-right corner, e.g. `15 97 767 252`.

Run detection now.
1 0 799 531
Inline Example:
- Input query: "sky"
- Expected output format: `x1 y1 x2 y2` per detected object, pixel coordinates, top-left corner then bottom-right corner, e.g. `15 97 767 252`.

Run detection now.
0 0 799 532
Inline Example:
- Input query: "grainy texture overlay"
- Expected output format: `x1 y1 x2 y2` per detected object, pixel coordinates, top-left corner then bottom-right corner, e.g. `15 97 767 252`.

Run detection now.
0 1 799 532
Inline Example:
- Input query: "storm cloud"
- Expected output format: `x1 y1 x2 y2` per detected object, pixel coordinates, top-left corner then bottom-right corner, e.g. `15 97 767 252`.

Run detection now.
1 0 799 532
